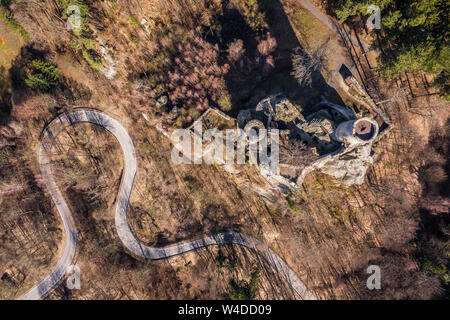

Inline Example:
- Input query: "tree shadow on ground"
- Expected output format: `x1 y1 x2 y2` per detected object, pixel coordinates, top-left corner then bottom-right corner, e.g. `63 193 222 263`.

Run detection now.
8 45 92 118
221 0 345 118
0 66 12 125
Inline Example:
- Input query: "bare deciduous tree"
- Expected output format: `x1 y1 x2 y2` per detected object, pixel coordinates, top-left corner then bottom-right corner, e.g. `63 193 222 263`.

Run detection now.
279 139 318 168
291 40 329 87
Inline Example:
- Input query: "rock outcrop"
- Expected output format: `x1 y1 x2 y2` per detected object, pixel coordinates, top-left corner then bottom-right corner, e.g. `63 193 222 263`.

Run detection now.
237 93 385 190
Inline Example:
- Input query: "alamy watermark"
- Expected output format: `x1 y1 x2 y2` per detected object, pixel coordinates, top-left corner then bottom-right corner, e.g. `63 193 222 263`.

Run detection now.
170 120 280 175
66 5 81 31
66 265 81 290
366 265 381 290
367 5 381 30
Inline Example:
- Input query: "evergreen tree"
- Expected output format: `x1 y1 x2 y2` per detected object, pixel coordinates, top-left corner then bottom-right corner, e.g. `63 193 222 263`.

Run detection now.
25 59 60 92
335 0 449 96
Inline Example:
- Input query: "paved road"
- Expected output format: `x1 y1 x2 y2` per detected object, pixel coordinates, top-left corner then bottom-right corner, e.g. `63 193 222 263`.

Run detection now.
296 0 375 94
19 109 316 300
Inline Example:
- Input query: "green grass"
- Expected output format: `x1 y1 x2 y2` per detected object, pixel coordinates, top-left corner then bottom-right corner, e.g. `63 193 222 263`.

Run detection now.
149 208 156 220
421 258 449 282
0 1 29 39
287 4 332 50
215 250 226 269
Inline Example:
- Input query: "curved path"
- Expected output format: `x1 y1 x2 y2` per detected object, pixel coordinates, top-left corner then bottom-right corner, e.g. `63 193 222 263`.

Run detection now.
19 109 316 300
297 0 371 52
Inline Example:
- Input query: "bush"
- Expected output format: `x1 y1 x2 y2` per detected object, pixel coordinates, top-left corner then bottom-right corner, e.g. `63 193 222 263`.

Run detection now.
228 268 259 300
227 39 245 64
82 49 101 70
285 195 299 212
422 258 447 276
240 0 268 34
0 0 29 39
257 33 277 56
57 0 90 37
218 94 232 112
25 59 60 92
215 250 226 269
422 165 447 191
129 16 138 26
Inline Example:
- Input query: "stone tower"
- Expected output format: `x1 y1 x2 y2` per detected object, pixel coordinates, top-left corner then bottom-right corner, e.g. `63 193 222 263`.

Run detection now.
332 118 379 148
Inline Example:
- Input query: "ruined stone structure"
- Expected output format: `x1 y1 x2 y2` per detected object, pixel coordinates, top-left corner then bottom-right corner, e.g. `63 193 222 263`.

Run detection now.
236 93 388 191
168 80 391 193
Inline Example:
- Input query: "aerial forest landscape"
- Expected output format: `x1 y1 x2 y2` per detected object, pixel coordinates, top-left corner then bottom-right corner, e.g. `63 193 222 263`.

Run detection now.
0 0 449 305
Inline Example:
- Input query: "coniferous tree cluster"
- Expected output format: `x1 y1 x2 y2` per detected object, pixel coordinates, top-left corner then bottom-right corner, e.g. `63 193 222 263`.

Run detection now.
25 59 60 92
335 0 449 98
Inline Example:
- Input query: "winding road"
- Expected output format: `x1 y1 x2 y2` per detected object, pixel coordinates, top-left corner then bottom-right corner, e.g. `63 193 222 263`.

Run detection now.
19 109 316 300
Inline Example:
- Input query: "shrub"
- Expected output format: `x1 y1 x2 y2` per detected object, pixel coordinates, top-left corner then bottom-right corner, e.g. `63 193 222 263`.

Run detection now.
183 176 203 195
25 59 60 92
215 250 226 269
291 40 329 87
188 107 201 120
240 0 268 34
285 195 300 212
256 33 277 57
0 0 29 39
422 258 447 276
227 39 246 64
82 49 101 70
79 37 98 51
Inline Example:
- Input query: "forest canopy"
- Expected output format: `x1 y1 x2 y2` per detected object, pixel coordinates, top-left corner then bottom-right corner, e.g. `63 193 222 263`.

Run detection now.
335 0 449 97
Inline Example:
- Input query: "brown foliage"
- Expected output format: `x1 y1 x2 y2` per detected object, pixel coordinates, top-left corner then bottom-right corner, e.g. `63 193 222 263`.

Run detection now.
227 39 245 64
